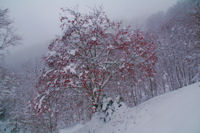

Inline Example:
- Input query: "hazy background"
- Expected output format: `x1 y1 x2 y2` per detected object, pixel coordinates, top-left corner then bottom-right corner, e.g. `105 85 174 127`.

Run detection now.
0 0 178 68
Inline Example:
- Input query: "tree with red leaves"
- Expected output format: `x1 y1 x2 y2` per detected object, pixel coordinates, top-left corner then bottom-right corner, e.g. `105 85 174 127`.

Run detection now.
32 8 157 121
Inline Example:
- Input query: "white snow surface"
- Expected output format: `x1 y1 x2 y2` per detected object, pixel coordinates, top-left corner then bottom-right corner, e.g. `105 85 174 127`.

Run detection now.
60 83 200 133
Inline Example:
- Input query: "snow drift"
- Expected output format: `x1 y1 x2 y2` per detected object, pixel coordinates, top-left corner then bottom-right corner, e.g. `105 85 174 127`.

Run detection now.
60 82 200 133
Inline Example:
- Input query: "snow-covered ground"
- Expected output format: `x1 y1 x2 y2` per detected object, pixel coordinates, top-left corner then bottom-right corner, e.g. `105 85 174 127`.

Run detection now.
60 82 200 133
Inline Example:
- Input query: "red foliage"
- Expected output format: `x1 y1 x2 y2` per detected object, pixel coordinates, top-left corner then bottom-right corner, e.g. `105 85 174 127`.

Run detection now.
32 8 157 115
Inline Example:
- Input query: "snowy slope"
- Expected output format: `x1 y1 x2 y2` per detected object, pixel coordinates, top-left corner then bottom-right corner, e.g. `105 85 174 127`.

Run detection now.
60 83 200 133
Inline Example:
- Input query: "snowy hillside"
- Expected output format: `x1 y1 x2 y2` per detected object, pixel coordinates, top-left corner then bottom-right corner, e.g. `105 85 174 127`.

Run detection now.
60 83 200 133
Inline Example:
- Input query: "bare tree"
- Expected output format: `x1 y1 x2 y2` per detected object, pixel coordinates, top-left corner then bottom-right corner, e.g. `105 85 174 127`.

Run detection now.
0 8 20 60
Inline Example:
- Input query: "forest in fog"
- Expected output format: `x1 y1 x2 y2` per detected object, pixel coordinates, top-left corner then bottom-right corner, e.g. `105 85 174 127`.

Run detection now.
0 0 200 132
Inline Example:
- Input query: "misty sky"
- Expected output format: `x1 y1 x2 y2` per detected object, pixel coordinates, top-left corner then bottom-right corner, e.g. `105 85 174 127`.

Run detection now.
0 0 178 67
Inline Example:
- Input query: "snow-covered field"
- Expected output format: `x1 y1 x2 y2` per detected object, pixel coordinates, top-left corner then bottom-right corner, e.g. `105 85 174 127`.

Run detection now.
60 82 200 133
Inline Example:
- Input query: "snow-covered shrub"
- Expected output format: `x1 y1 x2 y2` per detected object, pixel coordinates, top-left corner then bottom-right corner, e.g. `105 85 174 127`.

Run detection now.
99 95 124 122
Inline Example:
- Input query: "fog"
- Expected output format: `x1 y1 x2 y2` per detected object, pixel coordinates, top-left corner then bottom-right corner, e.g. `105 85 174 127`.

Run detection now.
0 0 178 68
